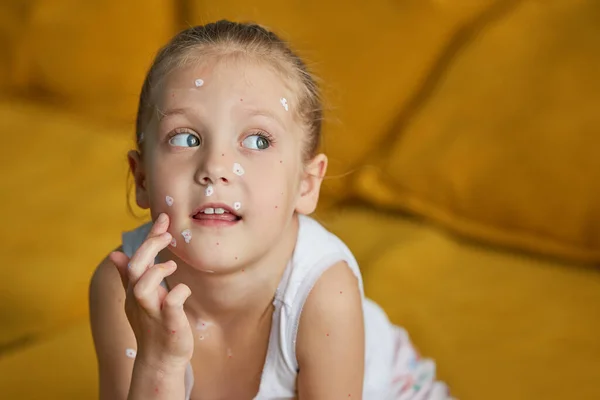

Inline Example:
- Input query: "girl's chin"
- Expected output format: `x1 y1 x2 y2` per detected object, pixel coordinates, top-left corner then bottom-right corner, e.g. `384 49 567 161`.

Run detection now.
170 249 241 273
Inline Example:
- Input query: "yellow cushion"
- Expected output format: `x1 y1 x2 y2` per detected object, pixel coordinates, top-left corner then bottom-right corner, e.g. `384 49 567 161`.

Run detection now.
187 0 499 203
0 320 97 399
13 0 176 121
0 100 145 349
0 1 34 88
353 0 600 263
321 206 600 400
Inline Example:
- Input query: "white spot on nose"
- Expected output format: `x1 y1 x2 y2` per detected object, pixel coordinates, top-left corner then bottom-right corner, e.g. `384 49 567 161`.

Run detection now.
233 163 245 176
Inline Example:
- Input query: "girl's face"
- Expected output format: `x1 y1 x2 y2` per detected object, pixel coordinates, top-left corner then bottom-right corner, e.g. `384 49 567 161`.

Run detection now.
129 58 326 272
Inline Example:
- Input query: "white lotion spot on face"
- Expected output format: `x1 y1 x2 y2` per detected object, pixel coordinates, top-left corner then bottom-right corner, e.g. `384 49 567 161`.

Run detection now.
194 78 204 87
280 97 289 111
125 348 137 359
233 201 241 211
233 163 245 176
205 184 214 197
165 196 174 206
170 238 177 247
181 229 192 244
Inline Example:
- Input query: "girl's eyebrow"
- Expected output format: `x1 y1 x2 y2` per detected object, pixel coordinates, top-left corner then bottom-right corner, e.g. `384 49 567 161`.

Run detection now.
157 107 190 122
246 109 286 130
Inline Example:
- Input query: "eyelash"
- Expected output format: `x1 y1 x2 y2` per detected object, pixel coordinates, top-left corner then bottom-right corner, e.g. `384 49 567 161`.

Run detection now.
250 130 276 146
165 129 276 146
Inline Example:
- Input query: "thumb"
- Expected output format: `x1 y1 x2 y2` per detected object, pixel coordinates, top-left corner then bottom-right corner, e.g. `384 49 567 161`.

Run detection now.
108 251 131 290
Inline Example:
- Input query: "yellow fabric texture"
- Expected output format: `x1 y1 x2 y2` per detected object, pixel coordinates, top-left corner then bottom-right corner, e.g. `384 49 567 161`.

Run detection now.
1 1 599 399
352 0 600 263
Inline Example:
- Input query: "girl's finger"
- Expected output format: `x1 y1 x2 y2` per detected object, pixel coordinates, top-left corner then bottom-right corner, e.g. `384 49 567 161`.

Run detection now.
109 251 131 290
161 283 192 323
127 231 173 284
132 260 178 313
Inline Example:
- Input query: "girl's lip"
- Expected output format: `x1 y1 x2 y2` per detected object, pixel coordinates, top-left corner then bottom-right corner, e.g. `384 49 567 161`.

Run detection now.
190 202 241 218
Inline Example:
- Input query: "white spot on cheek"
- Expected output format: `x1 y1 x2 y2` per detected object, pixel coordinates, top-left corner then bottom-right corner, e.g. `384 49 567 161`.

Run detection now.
233 201 241 211
233 163 245 176
181 229 192 243
125 348 137 358
280 97 288 111
205 184 214 197
194 78 204 87
165 196 174 206
170 238 177 247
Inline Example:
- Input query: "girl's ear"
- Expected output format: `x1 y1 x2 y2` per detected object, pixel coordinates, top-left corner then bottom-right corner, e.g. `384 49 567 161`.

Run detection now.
127 150 150 209
295 153 328 215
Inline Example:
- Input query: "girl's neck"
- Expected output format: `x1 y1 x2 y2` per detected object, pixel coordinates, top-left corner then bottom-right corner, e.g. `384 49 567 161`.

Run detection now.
161 214 299 327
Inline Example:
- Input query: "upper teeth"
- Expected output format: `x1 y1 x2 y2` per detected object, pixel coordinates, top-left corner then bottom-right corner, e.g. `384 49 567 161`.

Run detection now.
203 207 227 214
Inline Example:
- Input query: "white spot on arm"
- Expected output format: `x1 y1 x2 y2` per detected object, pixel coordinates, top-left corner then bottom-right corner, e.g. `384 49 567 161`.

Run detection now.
166 196 174 206
125 348 137 359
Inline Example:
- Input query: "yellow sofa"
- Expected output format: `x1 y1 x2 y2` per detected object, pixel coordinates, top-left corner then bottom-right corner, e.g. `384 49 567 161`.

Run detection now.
1 1 599 399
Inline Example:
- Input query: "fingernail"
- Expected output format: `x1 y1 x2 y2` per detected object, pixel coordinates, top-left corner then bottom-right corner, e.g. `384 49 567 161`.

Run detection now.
157 213 167 223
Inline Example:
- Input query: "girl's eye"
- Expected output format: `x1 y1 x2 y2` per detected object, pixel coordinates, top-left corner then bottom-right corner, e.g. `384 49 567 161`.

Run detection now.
169 132 200 147
242 134 270 150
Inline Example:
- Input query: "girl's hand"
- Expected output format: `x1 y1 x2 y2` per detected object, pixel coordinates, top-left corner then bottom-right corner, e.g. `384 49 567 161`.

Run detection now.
108 213 194 369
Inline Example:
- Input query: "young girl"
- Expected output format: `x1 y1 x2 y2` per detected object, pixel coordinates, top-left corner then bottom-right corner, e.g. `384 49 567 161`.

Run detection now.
89 20 452 400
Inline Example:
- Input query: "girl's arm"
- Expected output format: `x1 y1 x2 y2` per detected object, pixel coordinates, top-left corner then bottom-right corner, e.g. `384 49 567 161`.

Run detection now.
296 261 365 399
89 249 187 400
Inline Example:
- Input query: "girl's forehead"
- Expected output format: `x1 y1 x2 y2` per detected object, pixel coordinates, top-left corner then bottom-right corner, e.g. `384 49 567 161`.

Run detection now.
160 60 293 102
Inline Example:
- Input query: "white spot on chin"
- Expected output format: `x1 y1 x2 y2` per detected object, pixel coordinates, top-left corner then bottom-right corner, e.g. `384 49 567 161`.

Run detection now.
165 196 174 206
194 78 204 87
181 229 192 243
233 163 245 176
125 348 137 358
205 184 214 197
233 201 241 211
170 238 177 247
280 97 288 111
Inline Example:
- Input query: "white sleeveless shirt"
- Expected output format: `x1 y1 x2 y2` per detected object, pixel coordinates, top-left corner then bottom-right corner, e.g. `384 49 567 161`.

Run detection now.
122 215 451 400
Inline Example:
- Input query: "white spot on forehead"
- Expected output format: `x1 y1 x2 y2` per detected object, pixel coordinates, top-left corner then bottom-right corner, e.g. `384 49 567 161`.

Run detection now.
194 78 204 87
205 184 214 197
233 163 245 176
181 229 192 244
165 196 174 206
125 348 137 359
280 97 288 111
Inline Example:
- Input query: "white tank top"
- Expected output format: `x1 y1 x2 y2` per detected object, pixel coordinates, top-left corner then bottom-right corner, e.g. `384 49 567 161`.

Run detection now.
122 215 451 400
